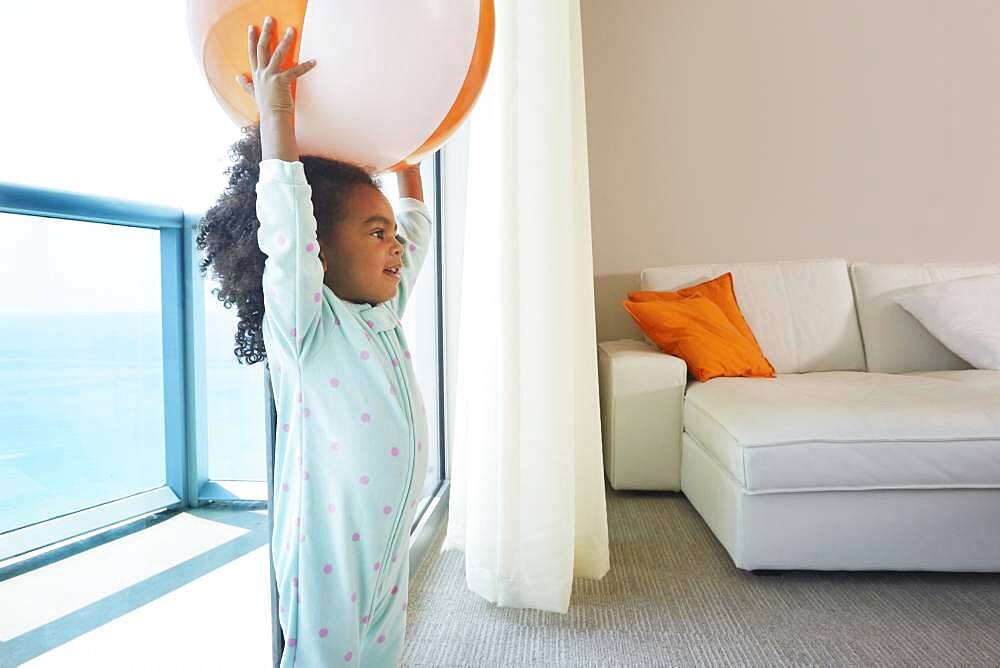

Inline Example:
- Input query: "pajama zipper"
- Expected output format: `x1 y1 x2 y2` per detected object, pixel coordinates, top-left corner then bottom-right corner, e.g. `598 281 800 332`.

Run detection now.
365 347 415 623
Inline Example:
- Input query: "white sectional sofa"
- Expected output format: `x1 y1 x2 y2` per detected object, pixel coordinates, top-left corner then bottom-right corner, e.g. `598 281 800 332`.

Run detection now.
598 258 1000 572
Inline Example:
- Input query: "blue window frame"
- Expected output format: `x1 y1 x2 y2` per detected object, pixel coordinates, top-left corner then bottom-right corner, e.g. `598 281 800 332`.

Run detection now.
0 184 191 559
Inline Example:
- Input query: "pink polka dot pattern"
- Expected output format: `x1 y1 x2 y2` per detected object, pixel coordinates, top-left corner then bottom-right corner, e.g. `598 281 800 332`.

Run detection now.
276 234 286 247
293 577 299 587
362 615 370 624
264 220 434 653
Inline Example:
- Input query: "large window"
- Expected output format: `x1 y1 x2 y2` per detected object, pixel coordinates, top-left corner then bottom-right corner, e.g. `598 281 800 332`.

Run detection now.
0 1 445 560
0 214 166 533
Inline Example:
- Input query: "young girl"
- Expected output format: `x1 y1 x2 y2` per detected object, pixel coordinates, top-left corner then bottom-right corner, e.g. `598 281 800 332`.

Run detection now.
196 16 431 666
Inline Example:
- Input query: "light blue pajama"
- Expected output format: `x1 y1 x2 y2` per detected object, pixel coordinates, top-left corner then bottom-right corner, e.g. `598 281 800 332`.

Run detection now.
255 159 431 667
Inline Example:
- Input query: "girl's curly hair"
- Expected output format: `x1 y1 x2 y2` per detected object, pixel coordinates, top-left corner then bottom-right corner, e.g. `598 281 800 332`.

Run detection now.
195 123 380 365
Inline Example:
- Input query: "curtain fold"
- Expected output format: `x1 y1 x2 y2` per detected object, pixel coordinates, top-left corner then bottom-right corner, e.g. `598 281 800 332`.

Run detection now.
440 0 610 614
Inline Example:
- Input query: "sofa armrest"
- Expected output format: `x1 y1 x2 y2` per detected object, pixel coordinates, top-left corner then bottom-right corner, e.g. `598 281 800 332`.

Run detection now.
598 339 687 491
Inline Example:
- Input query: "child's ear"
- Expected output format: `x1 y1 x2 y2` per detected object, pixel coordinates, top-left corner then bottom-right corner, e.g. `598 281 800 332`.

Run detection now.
318 250 328 272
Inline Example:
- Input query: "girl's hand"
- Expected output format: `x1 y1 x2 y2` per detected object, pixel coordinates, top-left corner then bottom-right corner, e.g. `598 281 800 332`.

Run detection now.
235 16 316 118
397 163 424 202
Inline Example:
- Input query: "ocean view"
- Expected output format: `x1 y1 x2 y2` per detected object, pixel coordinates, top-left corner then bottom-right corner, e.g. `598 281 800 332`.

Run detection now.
0 310 267 533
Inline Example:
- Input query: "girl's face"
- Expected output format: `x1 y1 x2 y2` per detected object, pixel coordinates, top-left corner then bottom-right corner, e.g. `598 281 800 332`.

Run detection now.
319 185 404 306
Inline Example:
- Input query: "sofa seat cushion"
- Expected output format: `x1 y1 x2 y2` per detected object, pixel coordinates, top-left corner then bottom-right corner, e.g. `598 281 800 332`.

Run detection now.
905 370 1000 393
683 371 1000 493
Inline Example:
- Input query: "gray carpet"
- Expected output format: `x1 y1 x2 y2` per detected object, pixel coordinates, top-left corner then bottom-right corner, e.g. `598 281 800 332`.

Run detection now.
402 482 1000 666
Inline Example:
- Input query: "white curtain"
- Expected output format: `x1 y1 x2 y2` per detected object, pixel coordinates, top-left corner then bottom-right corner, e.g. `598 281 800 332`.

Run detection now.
439 0 610 613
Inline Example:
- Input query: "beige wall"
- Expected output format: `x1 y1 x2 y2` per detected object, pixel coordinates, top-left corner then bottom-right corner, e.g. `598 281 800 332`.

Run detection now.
581 0 1000 342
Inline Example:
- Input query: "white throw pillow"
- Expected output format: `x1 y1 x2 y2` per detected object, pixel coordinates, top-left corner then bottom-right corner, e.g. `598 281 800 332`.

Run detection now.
893 273 1000 370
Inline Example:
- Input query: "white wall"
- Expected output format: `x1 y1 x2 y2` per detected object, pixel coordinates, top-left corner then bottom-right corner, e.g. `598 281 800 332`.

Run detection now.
581 0 1000 342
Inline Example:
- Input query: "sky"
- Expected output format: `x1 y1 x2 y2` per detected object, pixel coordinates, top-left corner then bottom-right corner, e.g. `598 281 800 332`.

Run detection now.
0 2 236 314
0 2 241 211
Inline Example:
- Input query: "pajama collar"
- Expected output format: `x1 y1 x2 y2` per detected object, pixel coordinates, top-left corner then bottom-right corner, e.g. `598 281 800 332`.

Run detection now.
345 301 401 334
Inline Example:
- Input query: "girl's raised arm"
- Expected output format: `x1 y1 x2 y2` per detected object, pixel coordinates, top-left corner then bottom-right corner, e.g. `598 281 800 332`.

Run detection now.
239 17 327 361
236 16 316 161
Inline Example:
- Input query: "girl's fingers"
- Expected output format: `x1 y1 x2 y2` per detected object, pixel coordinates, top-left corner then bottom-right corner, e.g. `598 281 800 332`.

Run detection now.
247 24 258 71
268 25 296 73
286 59 317 80
256 17 273 72
234 73 253 96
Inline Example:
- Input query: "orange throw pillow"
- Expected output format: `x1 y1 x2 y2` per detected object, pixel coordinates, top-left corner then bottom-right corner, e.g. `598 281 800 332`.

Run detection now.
622 295 776 382
629 272 775 375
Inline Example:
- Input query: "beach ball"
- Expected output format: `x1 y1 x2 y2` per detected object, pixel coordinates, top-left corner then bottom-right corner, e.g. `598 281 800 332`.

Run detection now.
186 0 494 174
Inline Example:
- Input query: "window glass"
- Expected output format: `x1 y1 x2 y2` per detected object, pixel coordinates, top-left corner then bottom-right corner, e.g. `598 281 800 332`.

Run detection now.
204 275 267 481
0 3 239 213
0 213 165 533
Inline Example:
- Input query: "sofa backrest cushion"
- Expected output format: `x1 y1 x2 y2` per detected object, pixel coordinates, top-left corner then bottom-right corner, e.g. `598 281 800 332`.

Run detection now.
850 262 1000 373
641 258 865 373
